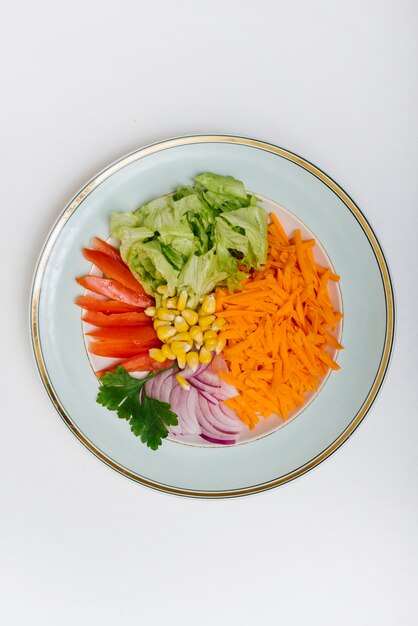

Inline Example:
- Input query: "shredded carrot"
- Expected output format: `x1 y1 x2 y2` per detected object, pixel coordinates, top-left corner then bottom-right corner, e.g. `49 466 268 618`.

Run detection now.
270 212 290 245
216 213 343 427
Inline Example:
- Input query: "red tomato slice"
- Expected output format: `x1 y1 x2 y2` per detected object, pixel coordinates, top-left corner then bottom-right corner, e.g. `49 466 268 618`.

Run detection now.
82 311 150 326
83 248 146 294
75 296 140 313
96 353 170 378
76 276 152 308
88 338 160 358
87 325 157 341
90 237 122 262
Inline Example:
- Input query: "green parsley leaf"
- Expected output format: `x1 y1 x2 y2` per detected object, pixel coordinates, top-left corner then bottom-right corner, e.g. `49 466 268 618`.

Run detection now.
97 367 145 416
130 395 178 451
96 366 178 451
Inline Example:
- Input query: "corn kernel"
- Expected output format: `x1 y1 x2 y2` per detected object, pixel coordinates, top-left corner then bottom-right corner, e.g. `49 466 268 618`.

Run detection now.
174 315 189 333
215 338 226 354
153 319 171 329
149 348 166 363
212 318 227 331
189 326 204 345
177 290 188 311
161 344 176 360
176 354 186 369
157 307 175 321
156 284 168 295
170 340 191 355
181 309 199 326
186 351 199 371
198 346 212 364
166 297 178 309
198 315 216 329
203 330 217 341
144 306 156 317
175 373 191 390
156 326 177 342
204 338 218 351
201 294 216 315
173 332 192 343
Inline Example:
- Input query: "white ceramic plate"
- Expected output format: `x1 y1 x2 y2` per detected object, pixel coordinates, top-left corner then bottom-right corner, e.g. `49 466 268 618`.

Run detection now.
30 135 395 497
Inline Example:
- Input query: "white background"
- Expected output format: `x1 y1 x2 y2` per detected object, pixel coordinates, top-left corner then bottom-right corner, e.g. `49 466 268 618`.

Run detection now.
1 1 417 624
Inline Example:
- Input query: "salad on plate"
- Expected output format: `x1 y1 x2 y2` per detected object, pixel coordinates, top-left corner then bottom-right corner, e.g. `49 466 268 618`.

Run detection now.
75 173 343 450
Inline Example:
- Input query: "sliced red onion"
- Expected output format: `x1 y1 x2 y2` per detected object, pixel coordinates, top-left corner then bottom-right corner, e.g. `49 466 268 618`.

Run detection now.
197 389 219 405
208 388 233 402
170 384 202 436
177 391 197 434
194 395 220 437
201 433 238 445
207 400 243 431
183 386 201 434
143 353 242 445
219 402 240 420
220 380 237 398
199 423 238 441
202 389 226 406
180 361 211 380
195 368 221 388
145 368 172 401
211 353 228 373
189 376 219 395
154 370 176 404
197 394 239 437
168 384 186 436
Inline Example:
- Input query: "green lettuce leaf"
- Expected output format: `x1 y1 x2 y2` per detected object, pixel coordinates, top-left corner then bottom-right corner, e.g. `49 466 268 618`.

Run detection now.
221 205 267 269
110 212 142 237
109 172 268 301
123 239 179 297
133 195 177 229
215 216 250 260
177 250 229 308
158 227 195 271
215 244 247 292
173 185 195 200
194 172 248 202
171 191 216 254
110 213 154 252
202 190 249 212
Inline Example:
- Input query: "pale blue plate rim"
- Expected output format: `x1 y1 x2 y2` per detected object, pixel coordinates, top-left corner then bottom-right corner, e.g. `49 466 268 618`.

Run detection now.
29 134 396 498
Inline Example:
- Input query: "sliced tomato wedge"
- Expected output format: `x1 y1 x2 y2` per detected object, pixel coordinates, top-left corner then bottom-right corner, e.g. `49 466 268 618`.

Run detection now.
75 295 140 313
76 276 152 308
90 237 122 262
87 325 157 341
82 310 150 327
88 338 160 358
83 248 146 294
96 353 170 378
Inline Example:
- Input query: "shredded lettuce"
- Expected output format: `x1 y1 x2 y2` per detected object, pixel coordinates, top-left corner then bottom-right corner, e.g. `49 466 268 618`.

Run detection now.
215 217 251 264
123 239 179 297
110 172 267 304
194 172 248 202
177 250 229 307
221 205 267 269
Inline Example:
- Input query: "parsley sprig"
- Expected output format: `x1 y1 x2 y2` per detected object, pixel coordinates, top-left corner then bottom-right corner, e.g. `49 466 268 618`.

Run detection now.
97 366 178 451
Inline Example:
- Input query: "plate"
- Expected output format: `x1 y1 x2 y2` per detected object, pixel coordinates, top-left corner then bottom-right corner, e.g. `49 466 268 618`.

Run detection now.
31 135 395 497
